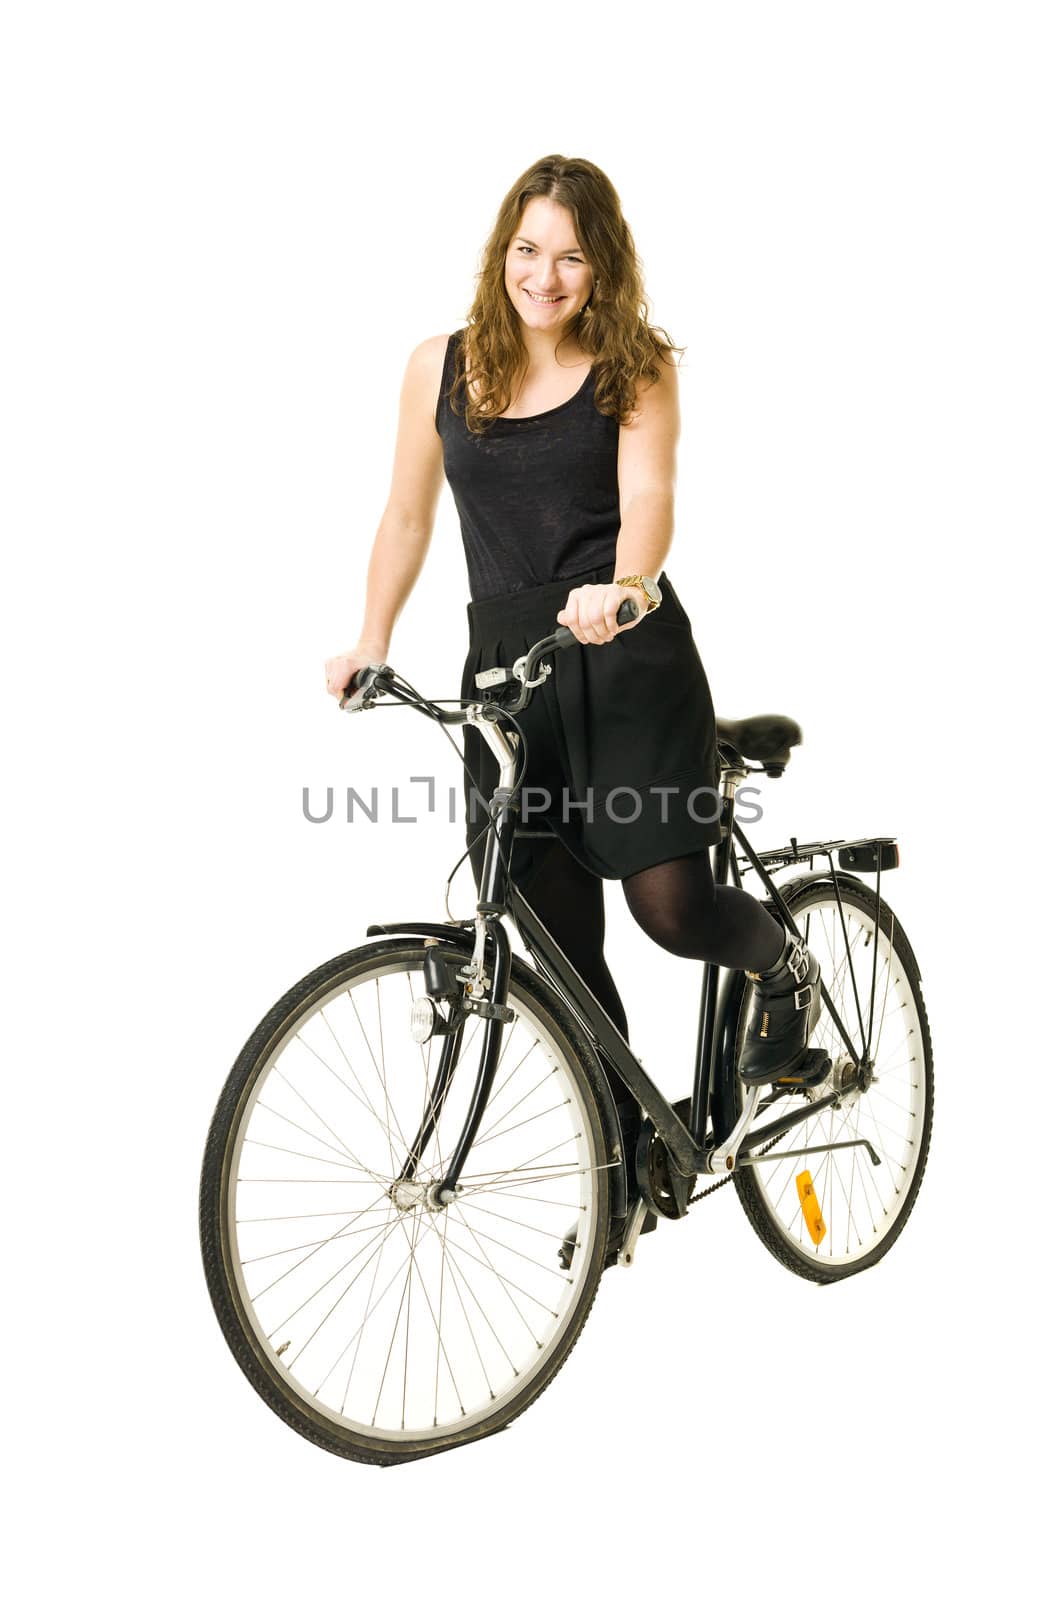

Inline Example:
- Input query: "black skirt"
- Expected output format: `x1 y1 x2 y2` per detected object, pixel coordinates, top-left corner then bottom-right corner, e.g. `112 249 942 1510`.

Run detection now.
460 562 723 884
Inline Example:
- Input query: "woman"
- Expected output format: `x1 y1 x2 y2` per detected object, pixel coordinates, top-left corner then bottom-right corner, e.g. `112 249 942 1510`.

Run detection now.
325 154 820 1088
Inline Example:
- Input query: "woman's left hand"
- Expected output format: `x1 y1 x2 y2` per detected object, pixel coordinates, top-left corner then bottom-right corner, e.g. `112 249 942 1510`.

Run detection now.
556 582 647 645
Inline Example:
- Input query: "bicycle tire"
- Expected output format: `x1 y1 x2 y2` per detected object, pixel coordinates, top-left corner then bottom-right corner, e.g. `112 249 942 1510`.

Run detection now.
199 937 615 1465
716 873 933 1283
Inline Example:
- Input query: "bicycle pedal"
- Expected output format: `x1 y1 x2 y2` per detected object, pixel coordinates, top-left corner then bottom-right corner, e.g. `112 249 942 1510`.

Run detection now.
777 1049 831 1089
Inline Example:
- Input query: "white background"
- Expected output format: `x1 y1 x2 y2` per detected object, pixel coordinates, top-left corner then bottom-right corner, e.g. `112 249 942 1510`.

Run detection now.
4 1 1053 1593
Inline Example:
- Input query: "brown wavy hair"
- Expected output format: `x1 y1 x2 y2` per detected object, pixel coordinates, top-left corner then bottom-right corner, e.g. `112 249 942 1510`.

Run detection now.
445 154 685 435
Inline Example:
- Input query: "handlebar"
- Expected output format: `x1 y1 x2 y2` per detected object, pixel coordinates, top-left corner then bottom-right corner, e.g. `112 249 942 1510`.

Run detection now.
338 595 641 719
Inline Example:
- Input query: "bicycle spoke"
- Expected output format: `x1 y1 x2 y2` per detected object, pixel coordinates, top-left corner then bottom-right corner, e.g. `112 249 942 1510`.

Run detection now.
420 1208 518 1382
342 984 408 1172
368 1208 420 1429
242 1216 399 1266
237 1208 377 1223
391 1208 465 1422
303 1230 415 1385
446 1204 573 1282
434 1219 556 1327
468 1098 574 1152
257 1194 395 1314
242 1139 365 1173
275 1208 404 1350
269 1066 385 1178
292 1029 402 1178
475 1063 558 1145
339 1212 392 1412
454 1196 577 1243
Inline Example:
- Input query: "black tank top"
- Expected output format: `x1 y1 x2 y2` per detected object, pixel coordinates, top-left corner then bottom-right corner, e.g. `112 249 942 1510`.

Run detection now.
435 328 621 601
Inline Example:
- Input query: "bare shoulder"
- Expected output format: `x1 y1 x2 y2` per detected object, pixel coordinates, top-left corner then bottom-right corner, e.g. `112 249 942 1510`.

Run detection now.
623 347 681 430
397 332 455 424
406 331 453 388
643 348 681 396
409 330 452 370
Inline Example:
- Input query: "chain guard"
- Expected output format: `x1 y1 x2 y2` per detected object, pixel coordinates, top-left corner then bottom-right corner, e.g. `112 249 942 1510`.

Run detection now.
634 1097 697 1220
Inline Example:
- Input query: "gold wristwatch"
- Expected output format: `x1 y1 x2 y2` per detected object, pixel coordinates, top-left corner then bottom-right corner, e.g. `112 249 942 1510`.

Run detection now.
614 575 662 614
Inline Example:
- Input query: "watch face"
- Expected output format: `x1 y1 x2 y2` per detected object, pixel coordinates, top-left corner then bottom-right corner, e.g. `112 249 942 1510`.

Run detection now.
641 577 662 605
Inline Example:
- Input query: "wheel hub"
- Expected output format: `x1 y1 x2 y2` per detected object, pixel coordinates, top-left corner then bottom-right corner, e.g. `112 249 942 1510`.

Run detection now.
390 1180 431 1211
827 1053 871 1104
389 1179 455 1212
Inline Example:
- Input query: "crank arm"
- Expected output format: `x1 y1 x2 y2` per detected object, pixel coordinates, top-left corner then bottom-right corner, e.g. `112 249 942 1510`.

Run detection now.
705 1084 762 1173
737 1088 842 1153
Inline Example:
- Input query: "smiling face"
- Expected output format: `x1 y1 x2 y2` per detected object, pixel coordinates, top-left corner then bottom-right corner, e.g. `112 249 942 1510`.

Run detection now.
504 196 594 335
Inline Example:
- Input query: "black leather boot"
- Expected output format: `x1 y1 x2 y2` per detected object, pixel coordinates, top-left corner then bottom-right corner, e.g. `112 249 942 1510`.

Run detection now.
737 928 826 1086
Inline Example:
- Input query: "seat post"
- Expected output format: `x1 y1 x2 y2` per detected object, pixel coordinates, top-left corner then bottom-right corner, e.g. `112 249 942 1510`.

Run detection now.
714 760 746 885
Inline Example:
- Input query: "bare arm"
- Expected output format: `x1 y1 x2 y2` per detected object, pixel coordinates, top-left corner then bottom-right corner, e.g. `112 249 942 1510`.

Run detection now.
556 354 681 643
612 351 680 596
356 336 447 653
326 336 446 695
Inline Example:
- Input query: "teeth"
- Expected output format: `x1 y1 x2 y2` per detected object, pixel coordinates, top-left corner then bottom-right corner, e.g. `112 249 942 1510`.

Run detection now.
526 290 562 303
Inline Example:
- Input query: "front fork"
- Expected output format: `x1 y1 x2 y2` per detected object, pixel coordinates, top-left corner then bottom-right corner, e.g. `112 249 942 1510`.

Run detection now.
399 705 521 1201
394 914 517 1201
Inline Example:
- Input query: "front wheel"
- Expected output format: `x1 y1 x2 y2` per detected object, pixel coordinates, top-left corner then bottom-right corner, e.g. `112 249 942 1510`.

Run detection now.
716 874 933 1283
199 938 614 1465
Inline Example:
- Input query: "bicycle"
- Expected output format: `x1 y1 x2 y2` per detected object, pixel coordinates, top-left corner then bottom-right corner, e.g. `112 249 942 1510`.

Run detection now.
199 599 933 1466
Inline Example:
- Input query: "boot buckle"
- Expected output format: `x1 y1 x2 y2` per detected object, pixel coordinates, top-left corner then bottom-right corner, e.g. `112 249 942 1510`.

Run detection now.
788 943 810 984
794 983 813 1010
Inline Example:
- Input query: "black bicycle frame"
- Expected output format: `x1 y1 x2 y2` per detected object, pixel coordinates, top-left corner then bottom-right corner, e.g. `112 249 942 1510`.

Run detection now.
504 783 862 1176
371 759 857 1196
359 663 890 1199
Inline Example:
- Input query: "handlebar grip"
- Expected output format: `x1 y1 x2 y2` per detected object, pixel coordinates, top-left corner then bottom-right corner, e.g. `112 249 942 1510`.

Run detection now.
552 595 640 649
547 592 640 646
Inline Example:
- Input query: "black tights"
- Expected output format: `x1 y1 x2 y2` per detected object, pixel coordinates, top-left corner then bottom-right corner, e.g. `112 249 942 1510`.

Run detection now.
503 837 786 1043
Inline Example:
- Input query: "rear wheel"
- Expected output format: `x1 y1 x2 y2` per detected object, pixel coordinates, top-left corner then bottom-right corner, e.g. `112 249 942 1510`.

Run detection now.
718 875 933 1282
200 938 614 1464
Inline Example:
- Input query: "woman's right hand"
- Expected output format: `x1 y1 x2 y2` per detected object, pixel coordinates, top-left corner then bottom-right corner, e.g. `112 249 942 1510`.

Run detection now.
324 646 385 701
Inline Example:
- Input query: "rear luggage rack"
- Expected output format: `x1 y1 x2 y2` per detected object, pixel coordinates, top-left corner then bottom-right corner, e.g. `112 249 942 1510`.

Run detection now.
738 836 900 876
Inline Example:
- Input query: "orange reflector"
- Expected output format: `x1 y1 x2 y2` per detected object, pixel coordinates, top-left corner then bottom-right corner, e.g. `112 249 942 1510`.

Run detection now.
796 1170 826 1247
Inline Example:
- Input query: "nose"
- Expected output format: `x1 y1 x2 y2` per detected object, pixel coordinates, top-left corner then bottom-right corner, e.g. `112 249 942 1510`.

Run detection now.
534 258 561 290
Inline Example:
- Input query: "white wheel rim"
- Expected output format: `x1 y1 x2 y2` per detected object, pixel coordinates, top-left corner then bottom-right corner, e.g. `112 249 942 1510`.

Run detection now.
739 896 928 1268
224 958 605 1442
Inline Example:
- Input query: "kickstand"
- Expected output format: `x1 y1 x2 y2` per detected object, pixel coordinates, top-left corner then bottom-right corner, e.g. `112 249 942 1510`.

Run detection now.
618 1197 650 1267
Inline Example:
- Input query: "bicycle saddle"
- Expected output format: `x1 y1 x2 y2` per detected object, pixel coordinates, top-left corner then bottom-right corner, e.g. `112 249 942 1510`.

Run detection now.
715 715 802 777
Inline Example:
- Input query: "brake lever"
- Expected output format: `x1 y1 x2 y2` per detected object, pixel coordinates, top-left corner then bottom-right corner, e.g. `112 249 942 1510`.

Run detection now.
339 661 394 712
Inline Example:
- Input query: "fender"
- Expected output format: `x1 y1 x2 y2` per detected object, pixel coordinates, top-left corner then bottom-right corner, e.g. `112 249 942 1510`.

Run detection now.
761 867 898 937
775 864 920 984
364 920 629 1220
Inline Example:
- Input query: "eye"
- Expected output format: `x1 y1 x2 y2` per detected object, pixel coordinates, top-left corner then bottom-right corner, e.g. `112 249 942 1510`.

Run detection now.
514 245 585 262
